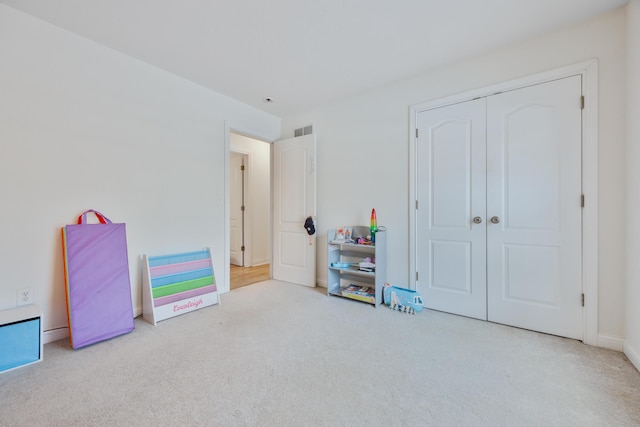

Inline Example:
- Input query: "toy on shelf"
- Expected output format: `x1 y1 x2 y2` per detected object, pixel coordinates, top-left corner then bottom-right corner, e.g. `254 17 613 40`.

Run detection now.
358 257 375 272
356 237 373 245
370 208 377 243
341 284 375 304
383 283 423 314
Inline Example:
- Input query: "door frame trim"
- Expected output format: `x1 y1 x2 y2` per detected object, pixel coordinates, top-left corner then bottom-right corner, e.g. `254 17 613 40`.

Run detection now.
408 59 598 345
224 123 274 294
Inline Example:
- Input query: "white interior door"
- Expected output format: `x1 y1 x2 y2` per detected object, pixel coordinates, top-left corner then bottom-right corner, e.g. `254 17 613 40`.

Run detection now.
417 98 488 320
486 76 583 339
230 152 246 266
272 134 316 286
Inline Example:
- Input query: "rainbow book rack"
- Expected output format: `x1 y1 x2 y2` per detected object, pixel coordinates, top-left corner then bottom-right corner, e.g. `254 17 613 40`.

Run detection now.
142 248 219 325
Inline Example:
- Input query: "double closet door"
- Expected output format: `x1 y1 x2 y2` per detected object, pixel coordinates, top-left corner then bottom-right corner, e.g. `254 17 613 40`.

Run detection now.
416 76 583 340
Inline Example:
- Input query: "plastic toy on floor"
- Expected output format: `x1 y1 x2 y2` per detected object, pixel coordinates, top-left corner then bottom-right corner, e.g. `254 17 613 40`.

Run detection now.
383 283 423 314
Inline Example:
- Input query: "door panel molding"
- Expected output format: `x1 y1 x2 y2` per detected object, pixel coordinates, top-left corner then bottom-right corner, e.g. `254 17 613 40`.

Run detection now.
409 60 598 345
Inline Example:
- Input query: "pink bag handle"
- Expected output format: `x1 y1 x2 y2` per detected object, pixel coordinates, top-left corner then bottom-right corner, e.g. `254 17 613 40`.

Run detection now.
77 209 112 225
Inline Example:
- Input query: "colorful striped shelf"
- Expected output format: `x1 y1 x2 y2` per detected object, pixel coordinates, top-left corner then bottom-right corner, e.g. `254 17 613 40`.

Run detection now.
142 248 219 325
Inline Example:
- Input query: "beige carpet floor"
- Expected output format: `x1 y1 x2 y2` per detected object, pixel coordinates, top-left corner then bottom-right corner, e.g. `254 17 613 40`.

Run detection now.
1 280 639 426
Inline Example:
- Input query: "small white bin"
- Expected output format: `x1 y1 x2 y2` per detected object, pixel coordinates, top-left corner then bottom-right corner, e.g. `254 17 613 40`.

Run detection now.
0 305 42 374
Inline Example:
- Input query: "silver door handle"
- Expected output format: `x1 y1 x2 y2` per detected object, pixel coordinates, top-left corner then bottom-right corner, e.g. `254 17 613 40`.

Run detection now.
490 216 500 224
473 216 482 224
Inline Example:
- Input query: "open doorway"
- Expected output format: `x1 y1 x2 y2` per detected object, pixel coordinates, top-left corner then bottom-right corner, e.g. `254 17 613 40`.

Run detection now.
229 132 271 289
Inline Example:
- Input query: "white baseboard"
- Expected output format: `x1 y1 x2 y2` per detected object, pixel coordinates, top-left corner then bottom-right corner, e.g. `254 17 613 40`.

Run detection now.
317 279 327 288
624 341 640 372
597 334 624 351
43 305 144 345
43 328 69 345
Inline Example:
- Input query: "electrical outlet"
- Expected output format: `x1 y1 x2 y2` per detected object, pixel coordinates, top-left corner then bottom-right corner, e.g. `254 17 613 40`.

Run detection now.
17 288 34 306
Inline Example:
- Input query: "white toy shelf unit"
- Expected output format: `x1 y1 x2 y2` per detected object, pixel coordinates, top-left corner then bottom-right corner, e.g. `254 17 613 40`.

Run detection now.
327 226 386 307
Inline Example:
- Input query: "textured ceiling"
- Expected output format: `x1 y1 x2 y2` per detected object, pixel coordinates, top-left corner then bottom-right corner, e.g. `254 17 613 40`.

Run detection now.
0 0 628 116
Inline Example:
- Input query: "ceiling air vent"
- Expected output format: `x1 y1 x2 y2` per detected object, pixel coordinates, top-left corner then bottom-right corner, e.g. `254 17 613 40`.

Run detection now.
294 125 313 137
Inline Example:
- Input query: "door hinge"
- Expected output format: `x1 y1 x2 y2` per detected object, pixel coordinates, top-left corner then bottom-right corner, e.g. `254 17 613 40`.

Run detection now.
241 205 245 211
241 245 245 252
416 271 419 281
581 194 585 208
416 128 419 138
580 96 585 110
241 164 245 171
581 293 585 307
415 200 418 210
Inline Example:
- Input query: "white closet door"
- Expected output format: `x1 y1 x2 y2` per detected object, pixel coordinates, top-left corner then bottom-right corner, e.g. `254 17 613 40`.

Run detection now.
486 76 583 339
417 98 487 320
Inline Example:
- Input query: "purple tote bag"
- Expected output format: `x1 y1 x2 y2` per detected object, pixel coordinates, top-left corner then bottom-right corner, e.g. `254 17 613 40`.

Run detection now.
62 210 134 349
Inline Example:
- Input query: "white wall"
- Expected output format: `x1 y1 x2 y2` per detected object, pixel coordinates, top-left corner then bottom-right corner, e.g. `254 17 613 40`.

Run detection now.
230 133 271 266
282 8 627 342
0 5 280 341
625 0 640 370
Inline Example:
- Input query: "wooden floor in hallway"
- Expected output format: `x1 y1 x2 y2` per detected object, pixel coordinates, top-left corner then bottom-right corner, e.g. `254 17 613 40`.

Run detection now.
230 264 270 290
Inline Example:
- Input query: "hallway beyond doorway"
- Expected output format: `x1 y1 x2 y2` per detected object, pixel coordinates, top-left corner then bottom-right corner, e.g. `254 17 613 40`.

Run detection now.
230 264 270 290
